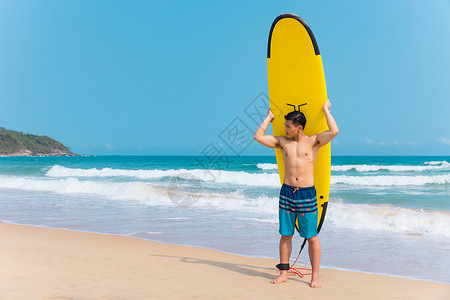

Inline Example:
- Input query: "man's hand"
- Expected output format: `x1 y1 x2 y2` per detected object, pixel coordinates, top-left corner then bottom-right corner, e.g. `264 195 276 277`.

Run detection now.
316 98 338 147
267 109 275 122
323 99 331 112
254 109 279 148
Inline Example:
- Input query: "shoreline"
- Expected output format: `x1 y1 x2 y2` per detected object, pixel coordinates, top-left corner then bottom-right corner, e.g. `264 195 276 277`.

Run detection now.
1 222 448 299
0 153 78 157
2 220 448 285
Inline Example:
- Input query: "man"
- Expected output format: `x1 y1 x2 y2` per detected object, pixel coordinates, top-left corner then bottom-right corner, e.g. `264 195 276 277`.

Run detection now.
254 99 338 288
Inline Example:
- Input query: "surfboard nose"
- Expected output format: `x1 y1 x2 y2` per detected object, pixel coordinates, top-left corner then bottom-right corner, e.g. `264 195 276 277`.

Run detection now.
267 13 320 59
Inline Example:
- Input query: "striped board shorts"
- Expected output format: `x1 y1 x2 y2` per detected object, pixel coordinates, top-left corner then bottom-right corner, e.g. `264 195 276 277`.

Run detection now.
279 184 318 239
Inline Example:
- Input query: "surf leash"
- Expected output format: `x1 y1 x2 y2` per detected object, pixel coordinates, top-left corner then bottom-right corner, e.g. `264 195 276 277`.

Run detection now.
288 238 312 278
289 205 327 277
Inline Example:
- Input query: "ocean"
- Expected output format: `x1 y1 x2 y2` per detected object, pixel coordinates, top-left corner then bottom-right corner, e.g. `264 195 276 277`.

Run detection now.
0 155 449 283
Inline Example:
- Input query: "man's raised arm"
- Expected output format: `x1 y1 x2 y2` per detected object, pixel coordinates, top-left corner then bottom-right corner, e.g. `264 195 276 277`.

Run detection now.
316 99 339 147
254 110 280 148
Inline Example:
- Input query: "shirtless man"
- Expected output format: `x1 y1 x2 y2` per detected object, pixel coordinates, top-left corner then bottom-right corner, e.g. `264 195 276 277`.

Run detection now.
254 99 338 287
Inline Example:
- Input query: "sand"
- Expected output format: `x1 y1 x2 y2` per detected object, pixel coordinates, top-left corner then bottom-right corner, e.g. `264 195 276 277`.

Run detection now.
0 223 448 300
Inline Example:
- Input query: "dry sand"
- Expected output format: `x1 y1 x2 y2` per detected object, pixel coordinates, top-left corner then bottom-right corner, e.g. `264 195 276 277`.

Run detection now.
0 222 448 300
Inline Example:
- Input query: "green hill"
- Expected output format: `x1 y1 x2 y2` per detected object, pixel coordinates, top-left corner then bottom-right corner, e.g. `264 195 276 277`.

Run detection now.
0 127 76 156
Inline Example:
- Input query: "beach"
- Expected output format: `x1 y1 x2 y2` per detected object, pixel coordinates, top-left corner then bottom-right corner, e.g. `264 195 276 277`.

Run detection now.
1 222 448 300
1 155 449 283
0 154 449 298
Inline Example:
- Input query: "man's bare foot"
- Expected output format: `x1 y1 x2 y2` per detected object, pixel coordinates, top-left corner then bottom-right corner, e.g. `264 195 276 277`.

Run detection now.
270 273 288 284
309 278 321 288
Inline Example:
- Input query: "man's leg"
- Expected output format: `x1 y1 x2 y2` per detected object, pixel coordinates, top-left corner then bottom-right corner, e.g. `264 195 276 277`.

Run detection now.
308 235 321 288
270 235 292 284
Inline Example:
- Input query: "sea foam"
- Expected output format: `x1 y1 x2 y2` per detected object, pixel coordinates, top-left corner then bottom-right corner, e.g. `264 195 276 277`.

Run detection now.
331 174 450 186
46 165 449 187
257 161 450 172
331 161 449 172
0 175 173 205
328 201 450 237
1 174 449 237
46 165 281 187
256 163 278 170
0 175 277 214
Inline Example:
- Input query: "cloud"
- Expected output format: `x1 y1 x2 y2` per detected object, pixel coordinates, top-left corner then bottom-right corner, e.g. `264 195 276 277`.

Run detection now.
437 137 450 145
365 139 418 147
393 141 419 147
105 142 116 149
365 139 386 146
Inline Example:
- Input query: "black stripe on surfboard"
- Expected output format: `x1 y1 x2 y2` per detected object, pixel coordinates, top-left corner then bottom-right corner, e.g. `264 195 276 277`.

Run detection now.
267 13 320 58
317 201 328 234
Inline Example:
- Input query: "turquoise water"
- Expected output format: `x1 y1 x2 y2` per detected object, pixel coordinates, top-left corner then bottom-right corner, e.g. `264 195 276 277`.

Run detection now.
0 155 449 283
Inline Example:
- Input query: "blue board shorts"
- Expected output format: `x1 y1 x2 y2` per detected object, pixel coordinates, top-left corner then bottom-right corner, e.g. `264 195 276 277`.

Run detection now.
279 184 318 239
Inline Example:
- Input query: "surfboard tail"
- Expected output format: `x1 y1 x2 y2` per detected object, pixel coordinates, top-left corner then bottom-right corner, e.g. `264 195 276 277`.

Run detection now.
317 202 328 234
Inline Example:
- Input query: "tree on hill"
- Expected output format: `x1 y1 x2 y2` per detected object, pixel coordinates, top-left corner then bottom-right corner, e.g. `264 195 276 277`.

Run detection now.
0 127 75 156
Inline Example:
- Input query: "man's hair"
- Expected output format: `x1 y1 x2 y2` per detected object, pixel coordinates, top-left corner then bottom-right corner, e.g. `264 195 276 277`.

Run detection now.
284 111 306 129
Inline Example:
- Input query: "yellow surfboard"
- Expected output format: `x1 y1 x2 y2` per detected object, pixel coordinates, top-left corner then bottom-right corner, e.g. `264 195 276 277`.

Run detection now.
267 14 330 233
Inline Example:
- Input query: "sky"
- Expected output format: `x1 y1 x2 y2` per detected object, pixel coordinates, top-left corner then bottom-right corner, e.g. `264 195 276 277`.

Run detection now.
0 0 449 156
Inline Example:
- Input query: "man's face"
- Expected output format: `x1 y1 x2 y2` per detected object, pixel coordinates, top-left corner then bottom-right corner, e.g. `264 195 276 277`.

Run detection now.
284 120 300 137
